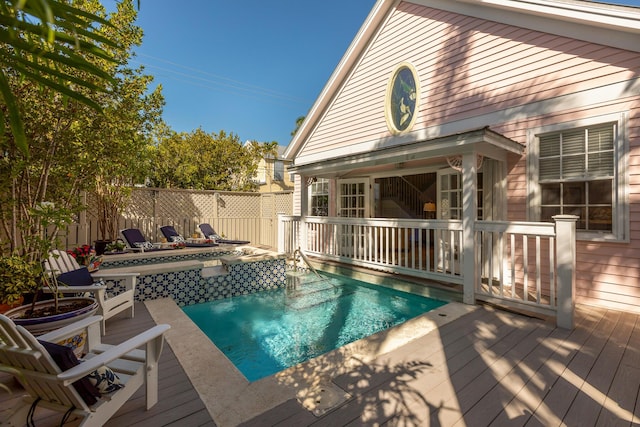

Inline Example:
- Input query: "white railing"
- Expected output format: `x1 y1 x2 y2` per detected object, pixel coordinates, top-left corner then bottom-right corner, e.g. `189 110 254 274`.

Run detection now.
278 214 577 328
280 216 464 283
475 221 557 315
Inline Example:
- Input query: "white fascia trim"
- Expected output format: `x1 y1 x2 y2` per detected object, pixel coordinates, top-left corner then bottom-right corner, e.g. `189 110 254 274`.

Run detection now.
283 0 397 161
409 0 640 52
295 77 639 167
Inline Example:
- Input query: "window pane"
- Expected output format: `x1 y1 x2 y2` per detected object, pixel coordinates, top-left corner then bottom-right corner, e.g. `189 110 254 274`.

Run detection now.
562 129 585 154
589 180 612 204
563 182 585 205
588 124 614 151
541 206 560 222
562 154 585 178
540 134 560 157
540 157 560 180
541 183 560 204
441 177 449 191
589 206 611 231
588 152 614 177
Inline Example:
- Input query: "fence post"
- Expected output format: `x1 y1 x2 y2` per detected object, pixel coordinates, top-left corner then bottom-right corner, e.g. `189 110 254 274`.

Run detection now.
553 215 578 329
277 214 285 253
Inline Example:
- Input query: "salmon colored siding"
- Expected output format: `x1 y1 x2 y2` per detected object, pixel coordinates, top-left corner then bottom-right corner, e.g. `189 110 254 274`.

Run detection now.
293 1 640 313
299 2 638 163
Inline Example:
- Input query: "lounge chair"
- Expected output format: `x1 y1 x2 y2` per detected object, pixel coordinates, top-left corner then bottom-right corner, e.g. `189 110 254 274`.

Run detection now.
45 250 138 335
0 313 169 427
159 225 218 247
198 223 250 245
120 228 174 252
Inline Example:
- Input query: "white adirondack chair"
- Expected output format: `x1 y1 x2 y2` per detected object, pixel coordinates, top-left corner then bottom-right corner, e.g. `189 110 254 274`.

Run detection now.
0 314 170 426
45 250 138 335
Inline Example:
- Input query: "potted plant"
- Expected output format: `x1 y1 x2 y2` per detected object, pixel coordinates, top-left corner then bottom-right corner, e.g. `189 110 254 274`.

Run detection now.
0 255 40 313
2 256 98 335
105 239 127 253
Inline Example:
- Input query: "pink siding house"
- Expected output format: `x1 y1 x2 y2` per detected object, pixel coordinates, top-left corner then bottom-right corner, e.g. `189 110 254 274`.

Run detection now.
281 0 640 325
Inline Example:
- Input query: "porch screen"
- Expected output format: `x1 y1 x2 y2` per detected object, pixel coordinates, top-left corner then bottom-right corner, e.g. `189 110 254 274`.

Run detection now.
538 123 614 232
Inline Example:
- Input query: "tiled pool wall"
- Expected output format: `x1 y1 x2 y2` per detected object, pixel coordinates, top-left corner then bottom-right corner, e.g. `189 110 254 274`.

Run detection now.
105 257 288 307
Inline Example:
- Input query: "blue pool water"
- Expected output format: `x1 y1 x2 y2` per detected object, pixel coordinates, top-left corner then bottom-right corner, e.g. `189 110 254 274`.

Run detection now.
182 272 447 381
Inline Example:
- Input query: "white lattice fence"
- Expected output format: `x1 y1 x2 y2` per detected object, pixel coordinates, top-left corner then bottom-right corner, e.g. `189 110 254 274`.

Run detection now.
59 188 292 250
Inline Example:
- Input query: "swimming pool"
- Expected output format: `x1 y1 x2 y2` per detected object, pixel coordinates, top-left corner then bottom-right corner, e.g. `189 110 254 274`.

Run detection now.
182 272 447 381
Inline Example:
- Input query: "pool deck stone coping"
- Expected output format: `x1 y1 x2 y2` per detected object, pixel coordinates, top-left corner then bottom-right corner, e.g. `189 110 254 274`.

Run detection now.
145 294 475 427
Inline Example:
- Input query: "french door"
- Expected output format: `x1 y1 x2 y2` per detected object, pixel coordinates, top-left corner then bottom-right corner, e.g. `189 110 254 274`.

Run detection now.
337 179 369 257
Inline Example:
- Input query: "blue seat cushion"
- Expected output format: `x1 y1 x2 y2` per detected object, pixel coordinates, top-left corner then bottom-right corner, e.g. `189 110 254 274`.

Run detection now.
38 340 101 405
57 267 94 287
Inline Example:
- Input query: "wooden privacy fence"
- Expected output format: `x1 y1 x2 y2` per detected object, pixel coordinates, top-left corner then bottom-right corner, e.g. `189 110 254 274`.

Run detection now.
59 188 293 250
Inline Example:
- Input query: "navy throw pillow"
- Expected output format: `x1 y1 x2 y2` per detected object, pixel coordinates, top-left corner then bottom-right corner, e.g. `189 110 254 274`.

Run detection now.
38 340 100 405
57 267 94 287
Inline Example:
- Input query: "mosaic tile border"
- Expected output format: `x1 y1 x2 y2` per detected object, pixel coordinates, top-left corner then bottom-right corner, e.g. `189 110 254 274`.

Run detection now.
103 258 287 307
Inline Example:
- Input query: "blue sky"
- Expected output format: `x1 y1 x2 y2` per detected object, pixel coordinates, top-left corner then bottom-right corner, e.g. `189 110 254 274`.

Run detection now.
111 0 638 147
116 0 377 146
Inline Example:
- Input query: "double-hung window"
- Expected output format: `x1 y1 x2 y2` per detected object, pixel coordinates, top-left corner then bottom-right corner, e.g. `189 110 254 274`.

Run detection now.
531 118 627 240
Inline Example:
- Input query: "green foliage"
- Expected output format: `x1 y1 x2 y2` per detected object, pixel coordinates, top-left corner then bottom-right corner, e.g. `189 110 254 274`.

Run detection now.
0 0 118 157
149 129 277 191
0 255 40 305
0 0 163 258
291 115 305 137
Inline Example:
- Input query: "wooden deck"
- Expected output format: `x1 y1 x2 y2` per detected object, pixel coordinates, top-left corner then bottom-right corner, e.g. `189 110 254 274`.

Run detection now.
2 302 639 426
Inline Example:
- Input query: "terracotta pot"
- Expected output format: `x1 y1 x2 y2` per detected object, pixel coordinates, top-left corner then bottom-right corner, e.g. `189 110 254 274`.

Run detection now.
0 296 24 314
4 297 98 336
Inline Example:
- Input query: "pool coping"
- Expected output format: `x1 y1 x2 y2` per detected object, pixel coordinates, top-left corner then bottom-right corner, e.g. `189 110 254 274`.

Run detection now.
145 290 475 426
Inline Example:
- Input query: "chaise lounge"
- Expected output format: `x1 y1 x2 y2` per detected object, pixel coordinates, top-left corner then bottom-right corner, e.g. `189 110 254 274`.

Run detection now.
198 223 250 245
120 228 175 252
159 225 219 247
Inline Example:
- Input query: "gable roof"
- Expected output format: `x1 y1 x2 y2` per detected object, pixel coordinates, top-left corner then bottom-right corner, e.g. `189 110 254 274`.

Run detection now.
284 0 640 161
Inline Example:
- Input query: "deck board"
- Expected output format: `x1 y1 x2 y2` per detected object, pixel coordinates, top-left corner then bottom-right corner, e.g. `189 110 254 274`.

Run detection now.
2 301 640 426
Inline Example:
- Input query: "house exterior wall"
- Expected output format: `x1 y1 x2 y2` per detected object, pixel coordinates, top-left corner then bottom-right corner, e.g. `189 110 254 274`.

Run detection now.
291 1 640 312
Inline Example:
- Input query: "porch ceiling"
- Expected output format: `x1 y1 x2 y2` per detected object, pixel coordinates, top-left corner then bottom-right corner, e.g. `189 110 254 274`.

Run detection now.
290 127 524 179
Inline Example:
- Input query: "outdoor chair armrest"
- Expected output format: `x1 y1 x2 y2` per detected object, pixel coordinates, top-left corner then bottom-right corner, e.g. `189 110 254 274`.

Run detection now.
38 315 103 343
44 283 107 294
57 324 170 383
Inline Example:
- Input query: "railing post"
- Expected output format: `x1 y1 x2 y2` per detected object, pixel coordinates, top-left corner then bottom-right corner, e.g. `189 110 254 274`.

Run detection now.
553 215 578 329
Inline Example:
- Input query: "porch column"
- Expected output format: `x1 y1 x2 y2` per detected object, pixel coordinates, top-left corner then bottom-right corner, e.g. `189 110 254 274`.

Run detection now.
554 215 578 329
461 152 478 305
299 175 309 252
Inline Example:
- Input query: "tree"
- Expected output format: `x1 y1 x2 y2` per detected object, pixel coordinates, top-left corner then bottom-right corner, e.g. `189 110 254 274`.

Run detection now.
0 0 162 259
0 0 118 157
291 115 305 137
149 129 277 191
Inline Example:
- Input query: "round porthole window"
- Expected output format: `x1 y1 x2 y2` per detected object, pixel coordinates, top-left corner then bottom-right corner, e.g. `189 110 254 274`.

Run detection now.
385 62 420 134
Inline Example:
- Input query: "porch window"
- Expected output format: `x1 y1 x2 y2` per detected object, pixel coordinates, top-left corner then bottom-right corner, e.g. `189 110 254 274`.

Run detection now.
273 160 284 181
537 122 616 234
310 178 329 216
